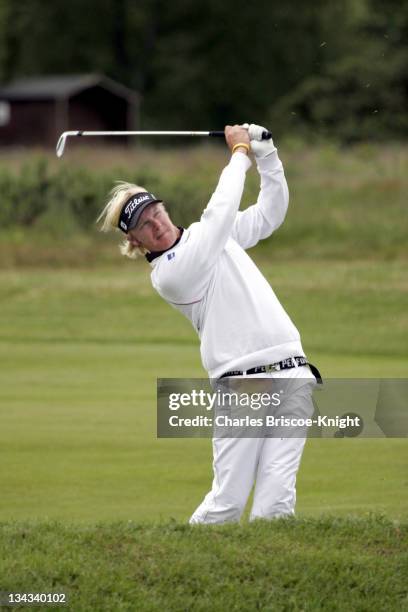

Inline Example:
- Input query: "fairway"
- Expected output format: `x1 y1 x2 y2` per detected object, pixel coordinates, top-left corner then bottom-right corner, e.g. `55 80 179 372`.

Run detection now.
0 260 406 523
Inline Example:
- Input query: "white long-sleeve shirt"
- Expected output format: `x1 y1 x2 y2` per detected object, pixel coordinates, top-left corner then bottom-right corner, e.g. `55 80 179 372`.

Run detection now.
149 150 307 379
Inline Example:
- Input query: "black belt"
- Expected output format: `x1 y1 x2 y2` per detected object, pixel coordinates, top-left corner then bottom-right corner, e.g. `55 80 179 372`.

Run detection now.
219 356 322 384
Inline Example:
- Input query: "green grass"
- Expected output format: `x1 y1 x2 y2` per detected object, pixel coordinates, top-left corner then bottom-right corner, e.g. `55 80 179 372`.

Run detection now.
0 516 407 611
0 262 406 525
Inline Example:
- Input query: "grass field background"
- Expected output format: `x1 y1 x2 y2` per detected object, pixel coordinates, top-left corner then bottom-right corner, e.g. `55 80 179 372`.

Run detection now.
0 260 406 523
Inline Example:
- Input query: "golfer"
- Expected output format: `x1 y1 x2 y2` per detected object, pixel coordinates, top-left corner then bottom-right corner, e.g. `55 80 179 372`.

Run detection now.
98 124 320 524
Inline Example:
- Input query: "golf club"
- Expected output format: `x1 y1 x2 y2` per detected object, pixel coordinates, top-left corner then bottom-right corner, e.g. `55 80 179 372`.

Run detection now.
56 129 272 158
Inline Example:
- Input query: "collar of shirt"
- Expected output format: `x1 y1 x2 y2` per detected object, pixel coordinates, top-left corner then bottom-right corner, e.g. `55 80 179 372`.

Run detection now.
145 227 185 263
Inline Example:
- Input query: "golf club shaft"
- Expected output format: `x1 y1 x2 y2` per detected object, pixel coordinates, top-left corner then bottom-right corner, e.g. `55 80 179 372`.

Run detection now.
56 129 272 157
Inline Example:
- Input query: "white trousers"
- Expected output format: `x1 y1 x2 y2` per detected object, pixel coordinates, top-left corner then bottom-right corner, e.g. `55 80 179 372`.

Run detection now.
189 369 316 524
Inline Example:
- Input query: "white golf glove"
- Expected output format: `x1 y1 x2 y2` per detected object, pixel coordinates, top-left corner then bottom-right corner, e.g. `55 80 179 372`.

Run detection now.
241 123 276 158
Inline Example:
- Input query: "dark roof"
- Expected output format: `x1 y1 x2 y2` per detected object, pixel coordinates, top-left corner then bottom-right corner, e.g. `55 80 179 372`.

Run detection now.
0 74 139 102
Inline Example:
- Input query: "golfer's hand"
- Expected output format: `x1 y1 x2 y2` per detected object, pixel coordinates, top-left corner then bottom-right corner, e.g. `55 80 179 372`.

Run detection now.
247 123 276 159
224 125 250 154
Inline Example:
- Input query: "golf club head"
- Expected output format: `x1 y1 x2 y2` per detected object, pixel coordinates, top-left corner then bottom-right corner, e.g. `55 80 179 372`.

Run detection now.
56 131 81 157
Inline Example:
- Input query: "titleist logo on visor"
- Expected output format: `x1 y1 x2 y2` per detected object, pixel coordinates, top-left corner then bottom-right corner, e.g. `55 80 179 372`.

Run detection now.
124 193 150 217
118 191 161 233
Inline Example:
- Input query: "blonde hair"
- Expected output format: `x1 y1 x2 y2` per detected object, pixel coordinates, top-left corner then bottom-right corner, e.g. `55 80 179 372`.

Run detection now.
97 181 149 259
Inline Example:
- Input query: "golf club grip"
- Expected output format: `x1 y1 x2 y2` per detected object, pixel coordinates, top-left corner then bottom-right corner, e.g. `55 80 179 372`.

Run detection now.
209 130 272 140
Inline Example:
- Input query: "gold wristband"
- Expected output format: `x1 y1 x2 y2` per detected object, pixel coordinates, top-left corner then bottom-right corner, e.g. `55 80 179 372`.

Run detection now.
231 142 250 155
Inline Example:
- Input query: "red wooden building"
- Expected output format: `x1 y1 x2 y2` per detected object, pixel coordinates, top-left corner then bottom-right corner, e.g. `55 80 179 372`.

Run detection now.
0 74 140 148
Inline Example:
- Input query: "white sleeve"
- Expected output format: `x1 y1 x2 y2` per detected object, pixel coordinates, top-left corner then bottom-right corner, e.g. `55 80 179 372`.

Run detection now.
152 152 252 303
230 150 289 250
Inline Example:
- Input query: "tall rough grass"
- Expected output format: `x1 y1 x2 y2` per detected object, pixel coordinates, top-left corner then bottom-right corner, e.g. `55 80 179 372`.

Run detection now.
0 142 406 266
0 515 406 611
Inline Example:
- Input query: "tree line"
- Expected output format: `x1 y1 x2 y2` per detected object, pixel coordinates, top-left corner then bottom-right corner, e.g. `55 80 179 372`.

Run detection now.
0 0 406 141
